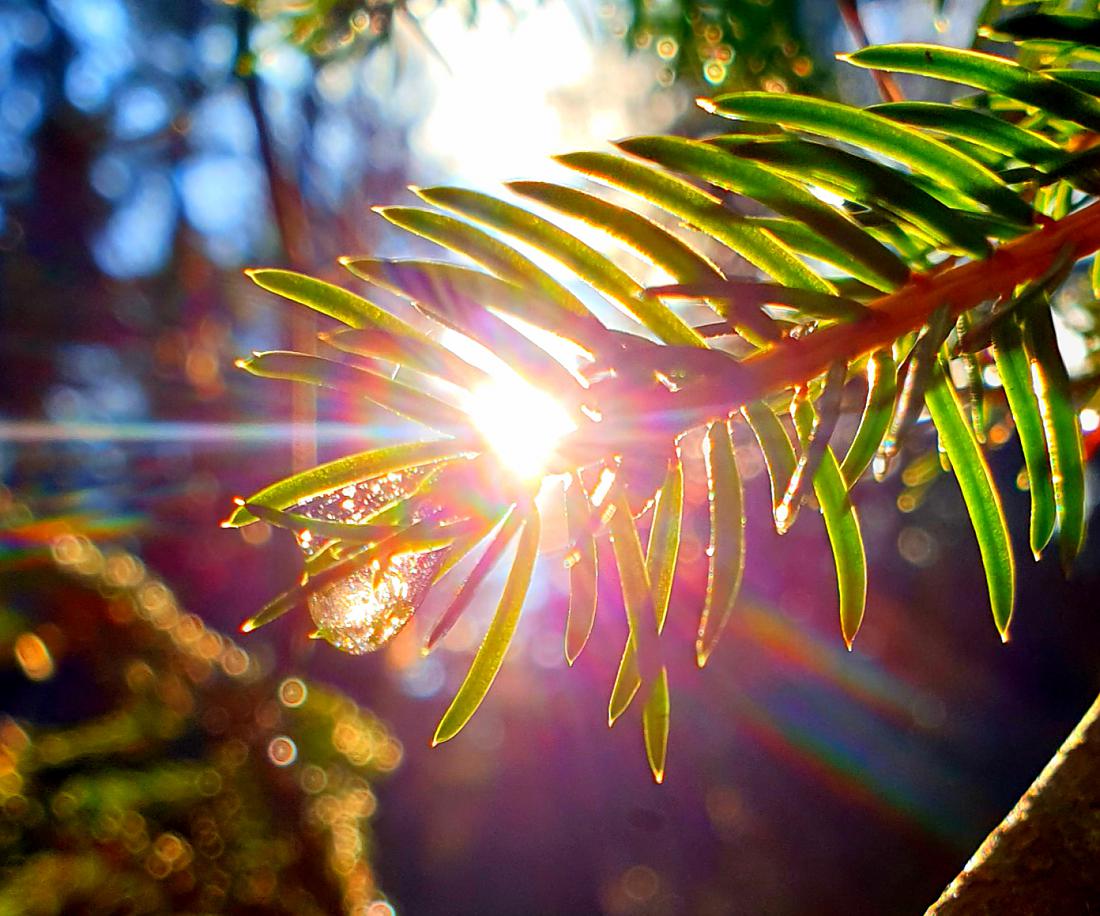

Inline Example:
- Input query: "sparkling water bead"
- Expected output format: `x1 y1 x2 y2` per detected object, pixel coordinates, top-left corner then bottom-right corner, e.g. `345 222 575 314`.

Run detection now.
307 550 445 654
290 470 431 528
293 469 447 653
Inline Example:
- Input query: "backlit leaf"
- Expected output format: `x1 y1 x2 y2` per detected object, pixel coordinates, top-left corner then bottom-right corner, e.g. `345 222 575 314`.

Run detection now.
703 92 1033 225
742 400 798 531
508 180 780 347
608 456 683 709
433 507 540 745
845 44 1100 134
425 507 523 651
879 305 954 470
413 186 703 347
791 397 867 648
343 257 610 355
374 206 592 319
642 667 670 784
778 362 847 533
696 420 745 666
619 135 909 291
247 268 433 339
607 637 642 727
925 360 1016 639
237 351 473 435
990 317 1056 558
564 473 598 665
840 350 898 488
239 590 299 634
344 257 587 404
1021 300 1087 571
954 312 987 443
507 180 721 283
241 502 397 543
432 509 511 584
649 280 868 323
555 151 832 292
741 217 898 292
647 456 684 630
322 326 490 392
607 490 661 725
712 137 995 258
867 101 1063 168
225 439 472 528
241 513 475 636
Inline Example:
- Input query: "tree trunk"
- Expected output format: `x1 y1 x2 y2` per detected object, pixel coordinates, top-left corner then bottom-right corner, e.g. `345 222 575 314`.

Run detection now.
927 692 1100 914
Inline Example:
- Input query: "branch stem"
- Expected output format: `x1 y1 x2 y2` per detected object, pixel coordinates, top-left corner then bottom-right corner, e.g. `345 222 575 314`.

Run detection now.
681 200 1100 426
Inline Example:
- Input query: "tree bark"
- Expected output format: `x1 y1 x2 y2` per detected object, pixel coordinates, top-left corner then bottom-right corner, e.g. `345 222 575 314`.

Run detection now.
235 8 318 472
926 691 1100 914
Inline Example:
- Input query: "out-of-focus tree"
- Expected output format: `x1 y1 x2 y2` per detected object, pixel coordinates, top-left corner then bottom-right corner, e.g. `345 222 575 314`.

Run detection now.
0 493 400 913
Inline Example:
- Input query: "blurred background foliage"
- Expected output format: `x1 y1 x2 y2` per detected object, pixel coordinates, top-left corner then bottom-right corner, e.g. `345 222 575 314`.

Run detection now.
0 495 397 914
1 0 1099 914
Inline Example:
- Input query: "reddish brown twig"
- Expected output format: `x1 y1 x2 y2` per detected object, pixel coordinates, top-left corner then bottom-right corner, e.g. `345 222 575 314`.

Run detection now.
836 0 906 103
559 200 1100 462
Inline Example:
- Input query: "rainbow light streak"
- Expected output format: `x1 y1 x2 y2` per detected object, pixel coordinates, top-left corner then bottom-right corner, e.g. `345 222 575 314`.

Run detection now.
0 514 145 568
733 602 918 724
724 691 967 845
717 599 982 847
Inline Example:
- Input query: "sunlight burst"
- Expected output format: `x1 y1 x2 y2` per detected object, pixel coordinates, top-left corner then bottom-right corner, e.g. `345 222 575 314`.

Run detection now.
466 378 576 482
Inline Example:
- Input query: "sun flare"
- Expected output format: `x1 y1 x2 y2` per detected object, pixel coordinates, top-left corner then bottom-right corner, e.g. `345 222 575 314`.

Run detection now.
466 378 576 482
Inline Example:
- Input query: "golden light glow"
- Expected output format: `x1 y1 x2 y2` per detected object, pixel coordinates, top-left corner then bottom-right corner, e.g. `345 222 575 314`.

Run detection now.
466 378 576 481
13 633 54 682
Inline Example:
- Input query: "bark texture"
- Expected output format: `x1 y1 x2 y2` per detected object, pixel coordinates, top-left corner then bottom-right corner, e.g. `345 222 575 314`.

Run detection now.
927 691 1100 914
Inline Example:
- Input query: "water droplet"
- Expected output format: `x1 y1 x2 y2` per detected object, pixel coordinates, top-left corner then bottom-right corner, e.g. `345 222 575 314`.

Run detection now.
307 550 446 654
591 468 616 507
291 469 431 550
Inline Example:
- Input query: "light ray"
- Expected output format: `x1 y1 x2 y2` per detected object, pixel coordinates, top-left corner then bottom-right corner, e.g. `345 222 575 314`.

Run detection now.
0 421 406 445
